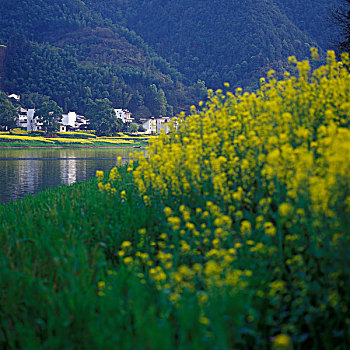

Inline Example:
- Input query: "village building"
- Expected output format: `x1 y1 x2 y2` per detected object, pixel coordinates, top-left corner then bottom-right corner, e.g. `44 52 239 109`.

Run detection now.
114 109 134 124
16 108 42 131
15 108 88 132
141 116 173 134
141 118 157 134
17 107 28 129
156 116 172 134
60 112 89 132
8 94 20 102
27 109 41 131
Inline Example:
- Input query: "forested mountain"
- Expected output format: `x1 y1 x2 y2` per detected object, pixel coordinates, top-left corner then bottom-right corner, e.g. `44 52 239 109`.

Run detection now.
0 0 341 115
0 0 206 116
97 0 340 89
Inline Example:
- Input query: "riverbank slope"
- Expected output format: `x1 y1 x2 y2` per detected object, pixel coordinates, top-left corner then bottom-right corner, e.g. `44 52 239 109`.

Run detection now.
0 131 153 148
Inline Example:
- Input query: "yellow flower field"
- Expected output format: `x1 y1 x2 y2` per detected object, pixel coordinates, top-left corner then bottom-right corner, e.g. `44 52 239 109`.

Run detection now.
0 132 151 147
97 50 350 347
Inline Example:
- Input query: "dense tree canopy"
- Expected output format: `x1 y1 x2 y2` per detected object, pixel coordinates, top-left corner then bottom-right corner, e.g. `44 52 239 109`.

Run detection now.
129 122 139 133
333 0 350 53
90 0 339 89
0 0 341 119
0 1 205 117
0 91 17 130
86 98 123 136
35 100 63 132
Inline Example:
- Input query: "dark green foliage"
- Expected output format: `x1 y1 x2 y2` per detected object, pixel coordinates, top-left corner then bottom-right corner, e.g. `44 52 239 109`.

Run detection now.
273 0 340 49
0 163 349 348
0 1 205 117
35 99 63 132
0 91 17 130
128 122 138 133
90 0 340 89
332 0 350 53
86 98 123 136
0 0 341 115
138 124 146 132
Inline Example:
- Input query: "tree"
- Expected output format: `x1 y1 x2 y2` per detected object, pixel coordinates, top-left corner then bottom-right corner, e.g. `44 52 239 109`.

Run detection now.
0 91 18 130
138 124 146 132
128 122 138 133
145 84 168 117
333 0 350 53
86 98 123 136
35 100 63 132
21 92 50 109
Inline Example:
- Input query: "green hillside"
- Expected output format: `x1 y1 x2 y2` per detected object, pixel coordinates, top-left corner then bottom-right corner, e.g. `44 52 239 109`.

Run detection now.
90 0 340 89
0 0 341 114
273 0 339 49
0 0 206 116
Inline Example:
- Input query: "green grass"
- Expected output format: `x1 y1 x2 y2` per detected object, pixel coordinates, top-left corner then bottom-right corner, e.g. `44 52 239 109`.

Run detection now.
1 164 349 349
0 168 248 349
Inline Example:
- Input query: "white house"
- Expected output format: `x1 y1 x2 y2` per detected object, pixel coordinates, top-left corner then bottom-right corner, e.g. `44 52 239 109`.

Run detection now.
114 109 134 124
17 108 39 131
60 111 77 132
142 117 173 134
142 118 157 134
8 94 21 101
156 117 172 134
15 108 87 132
76 114 89 129
62 111 77 128
59 112 89 132
27 109 39 131
17 108 28 128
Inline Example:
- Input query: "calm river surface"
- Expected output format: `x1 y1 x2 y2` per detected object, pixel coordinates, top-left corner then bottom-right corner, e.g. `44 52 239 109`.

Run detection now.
0 148 144 204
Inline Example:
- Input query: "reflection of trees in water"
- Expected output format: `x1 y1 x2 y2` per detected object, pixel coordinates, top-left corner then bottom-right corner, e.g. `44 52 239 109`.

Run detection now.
42 159 61 189
0 148 147 203
17 159 41 193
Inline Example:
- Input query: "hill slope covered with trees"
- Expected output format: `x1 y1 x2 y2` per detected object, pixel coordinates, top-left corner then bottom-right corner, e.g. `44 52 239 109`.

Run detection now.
0 0 342 115
88 0 341 89
0 0 206 116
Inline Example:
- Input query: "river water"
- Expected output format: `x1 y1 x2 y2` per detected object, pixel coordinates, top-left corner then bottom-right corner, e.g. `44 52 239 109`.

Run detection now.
0 148 143 204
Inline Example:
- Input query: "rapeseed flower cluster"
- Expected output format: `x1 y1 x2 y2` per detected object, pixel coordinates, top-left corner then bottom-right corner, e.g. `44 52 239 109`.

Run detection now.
100 50 350 346
0 134 150 146
0 134 55 143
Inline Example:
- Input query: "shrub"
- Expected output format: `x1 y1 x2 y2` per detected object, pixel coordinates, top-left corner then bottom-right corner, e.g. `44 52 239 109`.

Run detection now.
107 50 350 348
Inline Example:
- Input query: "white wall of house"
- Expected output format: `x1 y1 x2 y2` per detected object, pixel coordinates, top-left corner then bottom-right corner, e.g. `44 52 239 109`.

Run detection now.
114 109 134 124
114 109 126 123
62 112 77 127
8 94 20 101
142 119 157 134
156 117 172 134
17 108 28 128
27 109 36 131
15 107 88 132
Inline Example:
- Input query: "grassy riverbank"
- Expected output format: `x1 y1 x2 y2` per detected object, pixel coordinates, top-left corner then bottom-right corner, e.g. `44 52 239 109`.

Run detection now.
0 131 153 148
1 51 350 349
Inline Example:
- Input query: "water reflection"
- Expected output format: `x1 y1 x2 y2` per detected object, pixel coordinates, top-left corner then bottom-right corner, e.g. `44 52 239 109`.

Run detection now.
60 155 78 186
0 148 144 204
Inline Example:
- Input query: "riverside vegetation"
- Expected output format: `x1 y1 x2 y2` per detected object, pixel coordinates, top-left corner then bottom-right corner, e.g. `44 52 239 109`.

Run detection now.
0 51 349 349
0 130 152 148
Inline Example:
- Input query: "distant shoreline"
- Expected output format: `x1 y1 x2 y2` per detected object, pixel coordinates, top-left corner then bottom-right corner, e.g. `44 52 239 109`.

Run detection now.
0 146 145 149
0 132 151 149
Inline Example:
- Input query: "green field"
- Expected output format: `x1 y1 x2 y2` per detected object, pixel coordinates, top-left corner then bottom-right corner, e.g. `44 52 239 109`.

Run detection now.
0 131 153 148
